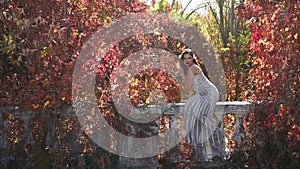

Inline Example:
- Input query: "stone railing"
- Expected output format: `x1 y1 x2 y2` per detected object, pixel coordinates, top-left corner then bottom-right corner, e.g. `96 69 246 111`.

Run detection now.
131 101 253 142
0 101 253 168
119 101 254 168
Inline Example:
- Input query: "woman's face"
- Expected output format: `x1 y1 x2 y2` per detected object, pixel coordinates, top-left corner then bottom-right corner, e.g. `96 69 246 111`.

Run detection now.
182 53 194 67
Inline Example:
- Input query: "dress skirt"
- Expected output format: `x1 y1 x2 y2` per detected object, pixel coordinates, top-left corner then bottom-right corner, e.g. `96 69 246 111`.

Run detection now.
184 74 226 161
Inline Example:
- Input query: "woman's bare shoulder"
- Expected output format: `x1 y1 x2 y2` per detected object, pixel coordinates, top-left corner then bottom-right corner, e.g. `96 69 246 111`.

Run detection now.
190 64 202 75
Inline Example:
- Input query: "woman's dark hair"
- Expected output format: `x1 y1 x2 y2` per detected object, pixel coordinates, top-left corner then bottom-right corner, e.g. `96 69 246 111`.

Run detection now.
179 49 200 66
179 48 210 80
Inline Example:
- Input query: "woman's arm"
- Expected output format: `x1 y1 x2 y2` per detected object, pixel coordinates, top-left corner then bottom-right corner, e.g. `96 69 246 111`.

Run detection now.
186 69 195 98
187 65 202 97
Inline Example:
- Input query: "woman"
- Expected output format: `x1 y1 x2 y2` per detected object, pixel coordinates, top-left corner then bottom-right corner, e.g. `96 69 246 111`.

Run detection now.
180 49 225 162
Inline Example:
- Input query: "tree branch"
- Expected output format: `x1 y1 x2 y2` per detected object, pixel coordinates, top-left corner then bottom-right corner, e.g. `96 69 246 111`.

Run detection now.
180 0 193 16
185 4 206 20
207 2 220 28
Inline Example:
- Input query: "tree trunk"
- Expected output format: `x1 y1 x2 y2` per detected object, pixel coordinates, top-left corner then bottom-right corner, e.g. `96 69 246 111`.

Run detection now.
218 0 228 48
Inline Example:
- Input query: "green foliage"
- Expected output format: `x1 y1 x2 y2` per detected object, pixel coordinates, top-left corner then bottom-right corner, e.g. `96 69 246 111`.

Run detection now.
150 0 171 13
194 1 254 101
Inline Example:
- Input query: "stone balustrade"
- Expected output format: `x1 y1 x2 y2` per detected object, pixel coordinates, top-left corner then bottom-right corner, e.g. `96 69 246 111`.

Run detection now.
120 101 254 168
0 101 253 168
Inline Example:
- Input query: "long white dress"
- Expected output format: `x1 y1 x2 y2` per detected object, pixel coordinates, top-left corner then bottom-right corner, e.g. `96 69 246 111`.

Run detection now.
184 72 226 161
